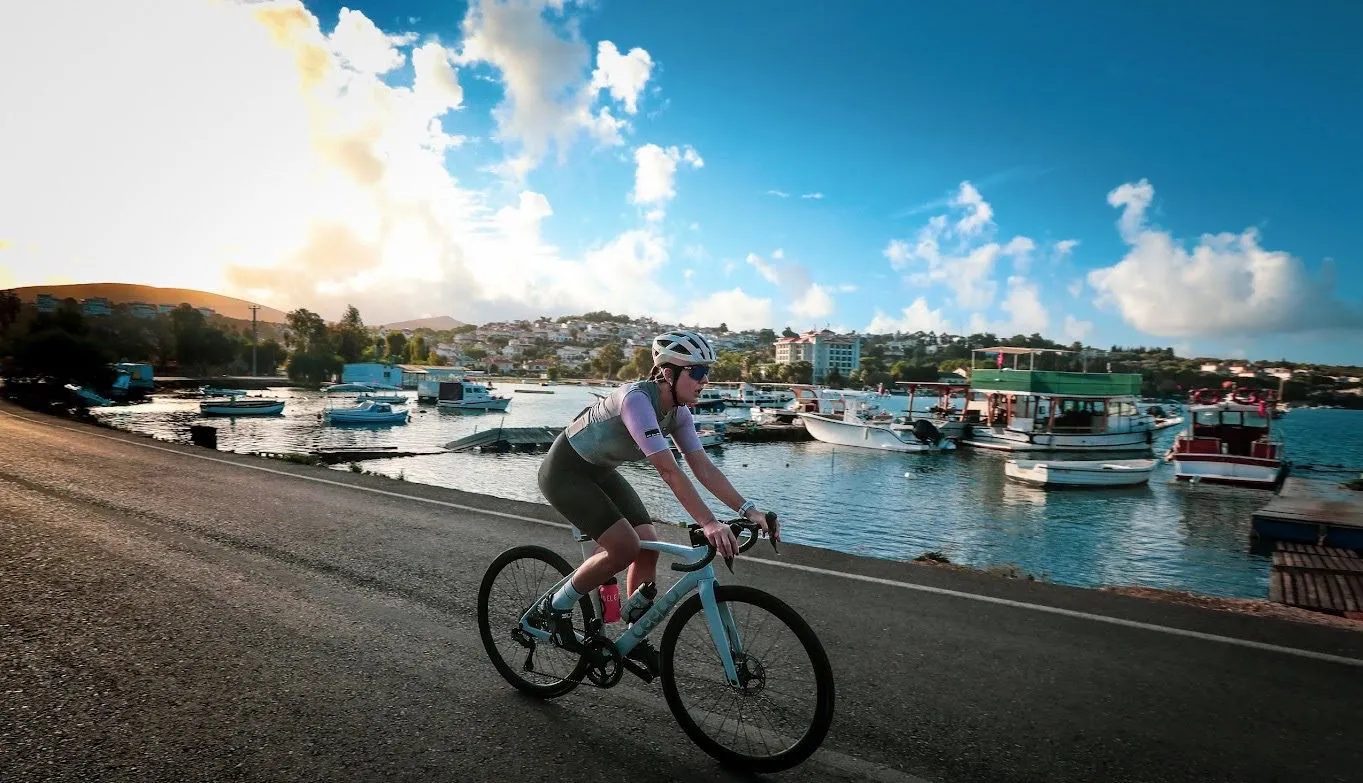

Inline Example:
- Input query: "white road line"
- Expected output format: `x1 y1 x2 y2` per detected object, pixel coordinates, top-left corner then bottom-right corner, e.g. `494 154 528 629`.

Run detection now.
6 407 1363 670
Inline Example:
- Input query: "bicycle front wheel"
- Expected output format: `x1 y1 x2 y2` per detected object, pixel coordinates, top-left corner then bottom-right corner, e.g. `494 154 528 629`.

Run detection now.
476 545 595 699
659 585 835 773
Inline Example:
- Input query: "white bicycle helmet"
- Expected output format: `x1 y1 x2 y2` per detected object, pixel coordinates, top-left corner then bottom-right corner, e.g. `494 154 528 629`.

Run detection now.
651 329 716 367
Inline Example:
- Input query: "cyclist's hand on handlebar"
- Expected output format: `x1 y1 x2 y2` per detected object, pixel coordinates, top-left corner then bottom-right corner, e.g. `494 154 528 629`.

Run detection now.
702 519 739 559
745 507 779 543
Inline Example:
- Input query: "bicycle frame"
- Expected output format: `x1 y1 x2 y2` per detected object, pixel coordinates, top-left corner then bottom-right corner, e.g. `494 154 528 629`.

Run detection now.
517 536 746 686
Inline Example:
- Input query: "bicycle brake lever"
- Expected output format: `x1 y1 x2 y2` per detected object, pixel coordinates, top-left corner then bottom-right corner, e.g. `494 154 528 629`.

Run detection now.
723 555 734 573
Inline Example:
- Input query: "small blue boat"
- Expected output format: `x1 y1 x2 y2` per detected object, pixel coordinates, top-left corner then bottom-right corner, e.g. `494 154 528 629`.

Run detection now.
325 400 410 425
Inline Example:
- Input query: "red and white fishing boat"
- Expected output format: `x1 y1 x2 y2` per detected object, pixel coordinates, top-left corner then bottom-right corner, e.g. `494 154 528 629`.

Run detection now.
1166 386 1286 488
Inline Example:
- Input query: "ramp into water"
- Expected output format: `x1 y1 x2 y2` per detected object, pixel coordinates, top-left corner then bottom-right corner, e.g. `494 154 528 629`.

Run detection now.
445 426 563 453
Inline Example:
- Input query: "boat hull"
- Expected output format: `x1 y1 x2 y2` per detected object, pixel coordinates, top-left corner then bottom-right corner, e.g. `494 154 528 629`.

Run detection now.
1170 454 1284 489
1005 458 1156 487
437 398 510 411
200 400 285 416
799 413 956 453
961 426 1154 453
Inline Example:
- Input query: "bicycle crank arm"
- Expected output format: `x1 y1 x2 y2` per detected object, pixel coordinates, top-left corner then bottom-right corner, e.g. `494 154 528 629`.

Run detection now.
620 655 655 684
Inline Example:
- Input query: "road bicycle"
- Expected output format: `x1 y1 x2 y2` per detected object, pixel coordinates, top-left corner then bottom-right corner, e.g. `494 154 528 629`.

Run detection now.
476 512 836 773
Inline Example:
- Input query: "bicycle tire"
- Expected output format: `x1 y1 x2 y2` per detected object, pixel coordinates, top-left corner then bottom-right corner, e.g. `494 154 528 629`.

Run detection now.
658 585 835 773
476 545 595 699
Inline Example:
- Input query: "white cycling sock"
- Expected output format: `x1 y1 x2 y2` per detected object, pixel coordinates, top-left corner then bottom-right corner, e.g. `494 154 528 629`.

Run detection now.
550 580 583 612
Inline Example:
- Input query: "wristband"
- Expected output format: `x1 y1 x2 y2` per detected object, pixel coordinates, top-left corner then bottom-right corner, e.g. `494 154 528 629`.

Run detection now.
738 499 756 516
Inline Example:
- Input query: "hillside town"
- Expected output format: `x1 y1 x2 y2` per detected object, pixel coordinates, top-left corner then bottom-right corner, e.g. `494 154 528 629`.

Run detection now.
3 288 1362 405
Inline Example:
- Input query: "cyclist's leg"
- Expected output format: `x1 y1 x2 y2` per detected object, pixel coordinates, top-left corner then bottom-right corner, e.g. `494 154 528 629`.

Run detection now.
628 522 660 597
570 519 640 596
537 433 639 600
593 468 658 597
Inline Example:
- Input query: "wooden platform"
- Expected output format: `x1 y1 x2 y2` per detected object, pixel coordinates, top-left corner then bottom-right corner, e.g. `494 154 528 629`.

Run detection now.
1270 543 1363 617
1251 477 1363 550
445 426 563 453
723 423 813 443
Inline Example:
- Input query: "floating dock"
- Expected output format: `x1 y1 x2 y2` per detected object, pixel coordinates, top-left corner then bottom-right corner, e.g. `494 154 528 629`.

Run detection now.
1269 542 1363 619
722 423 813 443
1251 477 1363 550
446 426 563 453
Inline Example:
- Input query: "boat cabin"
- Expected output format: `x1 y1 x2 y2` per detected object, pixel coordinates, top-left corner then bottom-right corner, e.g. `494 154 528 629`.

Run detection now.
1175 403 1280 460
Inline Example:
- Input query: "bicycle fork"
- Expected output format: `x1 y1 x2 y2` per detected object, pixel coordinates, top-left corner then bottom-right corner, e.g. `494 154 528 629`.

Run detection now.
698 579 745 687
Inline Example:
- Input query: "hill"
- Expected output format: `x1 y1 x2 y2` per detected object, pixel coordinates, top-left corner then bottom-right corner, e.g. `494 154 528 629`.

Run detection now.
9 283 289 323
379 315 467 331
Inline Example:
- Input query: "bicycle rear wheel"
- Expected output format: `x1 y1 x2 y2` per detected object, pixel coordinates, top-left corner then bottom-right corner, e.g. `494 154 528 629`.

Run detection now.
477 545 595 699
659 585 835 773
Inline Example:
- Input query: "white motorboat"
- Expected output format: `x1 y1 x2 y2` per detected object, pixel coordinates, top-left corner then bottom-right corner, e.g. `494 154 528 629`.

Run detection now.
1004 458 1157 487
356 392 407 404
798 405 957 453
200 396 285 416
672 427 725 453
435 380 511 411
958 347 1158 453
1165 386 1286 489
325 400 410 425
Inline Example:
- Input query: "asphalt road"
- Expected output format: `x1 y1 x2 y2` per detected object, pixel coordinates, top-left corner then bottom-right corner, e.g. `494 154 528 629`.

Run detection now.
3 403 1362 782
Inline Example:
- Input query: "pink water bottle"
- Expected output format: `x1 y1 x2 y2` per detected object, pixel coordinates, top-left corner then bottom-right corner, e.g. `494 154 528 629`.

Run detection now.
599 576 621 623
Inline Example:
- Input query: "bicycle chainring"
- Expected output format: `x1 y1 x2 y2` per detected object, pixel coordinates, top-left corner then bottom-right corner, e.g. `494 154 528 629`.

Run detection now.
583 636 623 688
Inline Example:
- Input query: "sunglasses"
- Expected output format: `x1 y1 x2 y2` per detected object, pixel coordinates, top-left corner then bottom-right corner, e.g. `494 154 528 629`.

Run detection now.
684 365 711 382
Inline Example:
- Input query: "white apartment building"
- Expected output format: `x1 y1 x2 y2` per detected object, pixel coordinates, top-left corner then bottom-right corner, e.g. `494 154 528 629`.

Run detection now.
773 329 862 382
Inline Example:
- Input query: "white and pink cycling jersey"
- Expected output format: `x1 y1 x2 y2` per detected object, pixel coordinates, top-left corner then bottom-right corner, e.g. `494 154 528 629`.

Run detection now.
564 380 703 467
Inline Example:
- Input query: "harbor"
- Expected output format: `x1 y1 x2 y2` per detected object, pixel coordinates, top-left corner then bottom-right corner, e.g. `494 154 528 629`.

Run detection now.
76 375 1363 606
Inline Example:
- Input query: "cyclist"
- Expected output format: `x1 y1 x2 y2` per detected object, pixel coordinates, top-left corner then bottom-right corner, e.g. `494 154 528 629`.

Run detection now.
534 328 778 662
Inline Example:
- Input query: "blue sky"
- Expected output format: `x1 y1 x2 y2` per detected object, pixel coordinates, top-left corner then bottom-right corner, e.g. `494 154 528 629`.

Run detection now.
4 0 1361 364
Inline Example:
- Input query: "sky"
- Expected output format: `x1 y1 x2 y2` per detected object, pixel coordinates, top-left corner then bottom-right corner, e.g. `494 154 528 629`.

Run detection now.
1 0 1362 364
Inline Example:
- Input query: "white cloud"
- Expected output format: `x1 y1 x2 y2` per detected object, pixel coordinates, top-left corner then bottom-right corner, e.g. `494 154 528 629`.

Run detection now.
790 283 834 320
800 192 824 200
589 41 653 114
630 143 703 207
1054 239 1079 258
951 181 994 236
680 288 773 331
455 0 655 171
0 1 703 326
836 283 858 293
1067 279 1085 298
1087 178 1362 337
1063 315 1093 343
746 248 839 321
865 298 957 335
968 276 1049 336
766 189 790 198
746 252 780 285
882 181 1033 310
883 239 911 270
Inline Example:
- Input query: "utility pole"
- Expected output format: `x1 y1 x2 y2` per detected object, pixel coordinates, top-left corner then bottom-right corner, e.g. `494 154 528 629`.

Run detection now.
249 305 260 376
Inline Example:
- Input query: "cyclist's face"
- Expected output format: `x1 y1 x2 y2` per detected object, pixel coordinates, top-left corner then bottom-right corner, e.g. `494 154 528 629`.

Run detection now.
673 364 709 403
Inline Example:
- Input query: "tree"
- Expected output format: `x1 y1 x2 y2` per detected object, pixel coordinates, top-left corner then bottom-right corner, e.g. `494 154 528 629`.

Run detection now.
333 305 368 363
407 335 428 364
593 343 624 378
385 332 408 362
0 289 20 339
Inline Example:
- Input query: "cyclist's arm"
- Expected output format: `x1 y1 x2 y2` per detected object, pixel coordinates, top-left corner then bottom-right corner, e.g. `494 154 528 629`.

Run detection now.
682 438 748 515
621 391 719 527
